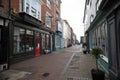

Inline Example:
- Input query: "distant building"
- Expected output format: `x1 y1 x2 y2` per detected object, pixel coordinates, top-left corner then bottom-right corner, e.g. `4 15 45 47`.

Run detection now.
62 20 72 48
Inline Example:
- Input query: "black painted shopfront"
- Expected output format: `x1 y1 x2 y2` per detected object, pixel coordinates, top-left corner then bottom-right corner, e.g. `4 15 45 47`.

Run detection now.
9 13 53 64
100 0 120 80
0 16 10 71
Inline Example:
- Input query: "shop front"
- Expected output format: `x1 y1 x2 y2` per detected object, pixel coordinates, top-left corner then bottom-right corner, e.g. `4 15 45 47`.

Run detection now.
0 16 10 71
9 13 53 64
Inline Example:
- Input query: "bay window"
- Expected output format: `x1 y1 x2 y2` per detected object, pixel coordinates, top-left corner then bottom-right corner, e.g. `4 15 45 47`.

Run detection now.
26 30 34 51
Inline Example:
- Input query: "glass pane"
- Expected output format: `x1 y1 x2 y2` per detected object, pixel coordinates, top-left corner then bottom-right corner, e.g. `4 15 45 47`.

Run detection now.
26 30 34 51
46 34 50 49
14 27 25 54
41 34 45 49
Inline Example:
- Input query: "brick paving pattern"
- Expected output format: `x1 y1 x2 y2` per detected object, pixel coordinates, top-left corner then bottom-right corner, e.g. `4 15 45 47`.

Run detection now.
0 45 109 80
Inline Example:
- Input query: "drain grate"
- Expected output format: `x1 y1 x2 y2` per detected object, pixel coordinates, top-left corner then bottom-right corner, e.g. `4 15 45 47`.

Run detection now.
42 73 50 77
67 77 92 80
65 76 92 80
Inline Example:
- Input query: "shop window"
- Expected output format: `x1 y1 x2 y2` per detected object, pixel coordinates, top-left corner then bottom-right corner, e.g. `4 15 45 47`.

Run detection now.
91 31 96 47
55 35 60 47
46 34 50 49
92 22 108 57
14 27 34 54
100 23 108 57
14 27 26 54
26 30 34 51
41 33 45 49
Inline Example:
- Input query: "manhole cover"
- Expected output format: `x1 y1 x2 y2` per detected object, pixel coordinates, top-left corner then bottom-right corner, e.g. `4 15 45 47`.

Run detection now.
42 73 50 77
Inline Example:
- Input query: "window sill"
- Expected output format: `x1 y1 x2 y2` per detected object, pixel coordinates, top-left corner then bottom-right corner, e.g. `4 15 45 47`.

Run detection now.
100 54 108 63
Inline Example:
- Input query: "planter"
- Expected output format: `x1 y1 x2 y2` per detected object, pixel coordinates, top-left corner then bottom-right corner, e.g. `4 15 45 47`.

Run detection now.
91 69 105 80
83 50 87 54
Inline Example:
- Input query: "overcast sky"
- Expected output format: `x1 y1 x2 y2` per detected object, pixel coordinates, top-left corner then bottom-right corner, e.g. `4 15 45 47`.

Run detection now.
61 0 85 41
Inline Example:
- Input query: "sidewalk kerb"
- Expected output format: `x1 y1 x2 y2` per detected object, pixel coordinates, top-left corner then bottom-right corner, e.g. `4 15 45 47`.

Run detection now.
61 52 76 77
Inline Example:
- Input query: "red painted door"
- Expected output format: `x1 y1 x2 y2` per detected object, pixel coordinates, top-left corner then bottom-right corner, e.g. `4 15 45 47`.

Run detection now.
35 32 41 56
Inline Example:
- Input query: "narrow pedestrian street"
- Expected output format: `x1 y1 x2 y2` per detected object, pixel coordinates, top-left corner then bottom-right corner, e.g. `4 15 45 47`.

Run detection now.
0 45 96 80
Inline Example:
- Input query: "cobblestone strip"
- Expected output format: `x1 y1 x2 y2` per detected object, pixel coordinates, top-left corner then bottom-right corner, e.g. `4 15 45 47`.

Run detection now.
61 52 76 76
61 52 93 80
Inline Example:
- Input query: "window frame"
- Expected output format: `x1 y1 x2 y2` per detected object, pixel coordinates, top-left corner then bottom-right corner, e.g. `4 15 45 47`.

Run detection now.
31 7 37 17
46 0 52 9
26 3 30 14
45 12 52 28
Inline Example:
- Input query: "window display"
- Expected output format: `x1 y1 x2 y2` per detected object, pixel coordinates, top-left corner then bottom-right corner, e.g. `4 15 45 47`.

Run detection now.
14 27 25 54
14 27 34 54
41 33 45 49
26 30 34 51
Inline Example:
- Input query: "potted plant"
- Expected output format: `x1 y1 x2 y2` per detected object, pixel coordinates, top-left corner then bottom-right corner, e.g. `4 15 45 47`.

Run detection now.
91 47 105 80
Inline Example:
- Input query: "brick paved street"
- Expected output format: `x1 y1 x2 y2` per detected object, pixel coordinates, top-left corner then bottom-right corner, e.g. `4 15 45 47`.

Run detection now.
0 45 109 80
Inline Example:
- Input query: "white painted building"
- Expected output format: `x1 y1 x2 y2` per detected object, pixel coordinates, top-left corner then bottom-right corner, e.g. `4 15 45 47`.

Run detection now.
83 0 102 31
61 19 72 48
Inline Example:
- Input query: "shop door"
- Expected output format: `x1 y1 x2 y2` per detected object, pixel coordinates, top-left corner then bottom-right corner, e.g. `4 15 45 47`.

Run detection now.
108 16 118 80
35 32 41 56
